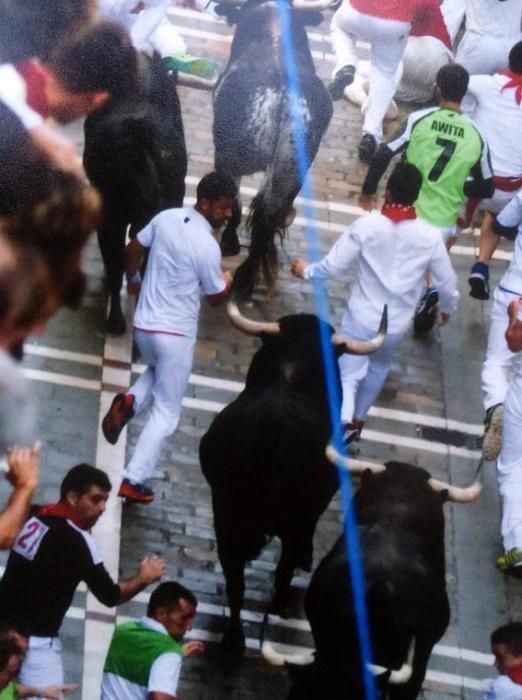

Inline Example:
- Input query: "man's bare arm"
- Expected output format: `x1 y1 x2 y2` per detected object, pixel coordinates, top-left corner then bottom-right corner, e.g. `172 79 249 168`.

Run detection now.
0 444 40 549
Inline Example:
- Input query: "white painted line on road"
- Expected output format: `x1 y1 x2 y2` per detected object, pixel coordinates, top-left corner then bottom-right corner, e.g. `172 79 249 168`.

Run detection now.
363 428 481 459
24 344 102 366
81 298 134 700
17 345 485 437
434 643 493 666
21 367 100 392
425 668 486 693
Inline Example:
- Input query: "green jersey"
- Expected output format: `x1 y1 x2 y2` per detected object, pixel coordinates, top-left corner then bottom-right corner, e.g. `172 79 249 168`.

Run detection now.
384 107 492 227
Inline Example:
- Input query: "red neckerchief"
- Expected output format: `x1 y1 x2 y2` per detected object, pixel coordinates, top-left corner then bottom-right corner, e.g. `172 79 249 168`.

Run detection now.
15 60 51 118
36 501 87 530
507 666 522 685
381 202 417 222
500 70 522 106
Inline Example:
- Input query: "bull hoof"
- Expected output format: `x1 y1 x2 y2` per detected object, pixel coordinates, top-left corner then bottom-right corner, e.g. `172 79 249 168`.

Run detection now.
106 310 127 336
221 623 245 654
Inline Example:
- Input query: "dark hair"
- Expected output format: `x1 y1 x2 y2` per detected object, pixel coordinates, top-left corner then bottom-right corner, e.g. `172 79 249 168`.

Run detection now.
6 168 101 312
196 172 238 202
491 623 522 656
386 162 423 205
0 622 25 674
0 0 93 63
147 582 198 617
509 41 522 74
436 63 469 103
60 464 111 500
48 20 138 98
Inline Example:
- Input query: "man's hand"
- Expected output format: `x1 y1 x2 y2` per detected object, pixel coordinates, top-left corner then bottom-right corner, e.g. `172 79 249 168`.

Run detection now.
437 312 450 327
137 554 166 585
222 270 233 290
30 125 85 180
40 683 78 699
506 297 522 352
6 443 40 491
126 271 142 297
182 641 204 657
291 259 307 279
358 193 377 211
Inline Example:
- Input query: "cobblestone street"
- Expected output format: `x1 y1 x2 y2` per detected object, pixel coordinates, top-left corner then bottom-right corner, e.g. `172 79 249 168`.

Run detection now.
0 4 520 699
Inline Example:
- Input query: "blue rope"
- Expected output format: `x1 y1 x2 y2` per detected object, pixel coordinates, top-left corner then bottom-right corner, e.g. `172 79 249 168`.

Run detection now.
275 2 377 698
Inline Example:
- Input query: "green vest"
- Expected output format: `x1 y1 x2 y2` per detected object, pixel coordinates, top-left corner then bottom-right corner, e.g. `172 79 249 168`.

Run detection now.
405 108 484 227
0 682 18 700
104 621 183 688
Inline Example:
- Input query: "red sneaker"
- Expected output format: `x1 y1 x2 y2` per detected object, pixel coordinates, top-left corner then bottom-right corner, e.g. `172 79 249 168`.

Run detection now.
118 479 154 504
102 393 135 445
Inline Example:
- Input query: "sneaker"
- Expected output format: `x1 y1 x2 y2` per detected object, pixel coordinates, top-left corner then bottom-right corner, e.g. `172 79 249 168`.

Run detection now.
468 262 490 300
343 420 364 446
496 547 522 576
118 478 154 504
482 403 503 461
163 53 216 79
413 287 439 334
328 65 356 101
102 393 135 445
358 133 377 164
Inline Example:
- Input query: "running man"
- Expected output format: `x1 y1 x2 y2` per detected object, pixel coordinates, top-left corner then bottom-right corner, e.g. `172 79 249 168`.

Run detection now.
102 172 237 504
360 63 494 332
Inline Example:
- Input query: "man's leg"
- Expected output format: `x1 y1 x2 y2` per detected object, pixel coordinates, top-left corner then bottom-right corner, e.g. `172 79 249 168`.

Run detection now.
482 288 517 411
101 332 156 445
495 382 522 575
122 333 195 498
328 4 359 100
18 637 63 700
353 330 405 421
360 16 409 160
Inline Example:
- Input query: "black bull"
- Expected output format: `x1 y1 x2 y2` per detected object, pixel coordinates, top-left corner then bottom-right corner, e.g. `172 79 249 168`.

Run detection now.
83 52 187 335
263 461 482 700
199 305 386 652
213 0 334 298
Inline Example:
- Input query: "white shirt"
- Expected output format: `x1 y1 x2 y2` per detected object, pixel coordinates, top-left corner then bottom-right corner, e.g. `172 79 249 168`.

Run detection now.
102 617 182 700
497 189 522 294
98 0 171 50
465 0 522 37
484 675 522 700
0 64 42 130
303 210 459 334
133 206 226 337
466 74 522 178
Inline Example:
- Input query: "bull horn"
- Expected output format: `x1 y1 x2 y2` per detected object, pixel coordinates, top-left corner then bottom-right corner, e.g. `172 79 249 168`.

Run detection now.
331 306 387 356
226 299 280 335
325 445 386 474
367 637 415 684
428 458 483 503
175 73 217 91
292 0 338 9
261 640 315 666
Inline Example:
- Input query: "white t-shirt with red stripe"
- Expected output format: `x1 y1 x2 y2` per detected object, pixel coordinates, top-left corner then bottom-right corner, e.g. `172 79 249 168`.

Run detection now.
133 206 226 337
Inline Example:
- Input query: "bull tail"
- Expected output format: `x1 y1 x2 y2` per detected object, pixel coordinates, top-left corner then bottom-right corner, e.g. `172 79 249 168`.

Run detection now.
231 191 293 299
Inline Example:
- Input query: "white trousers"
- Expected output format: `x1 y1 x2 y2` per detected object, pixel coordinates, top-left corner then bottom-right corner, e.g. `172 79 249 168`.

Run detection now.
18 637 63 700
124 330 195 485
456 31 522 75
497 373 522 552
482 287 520 411
338 312 405 423
330 4 409 141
